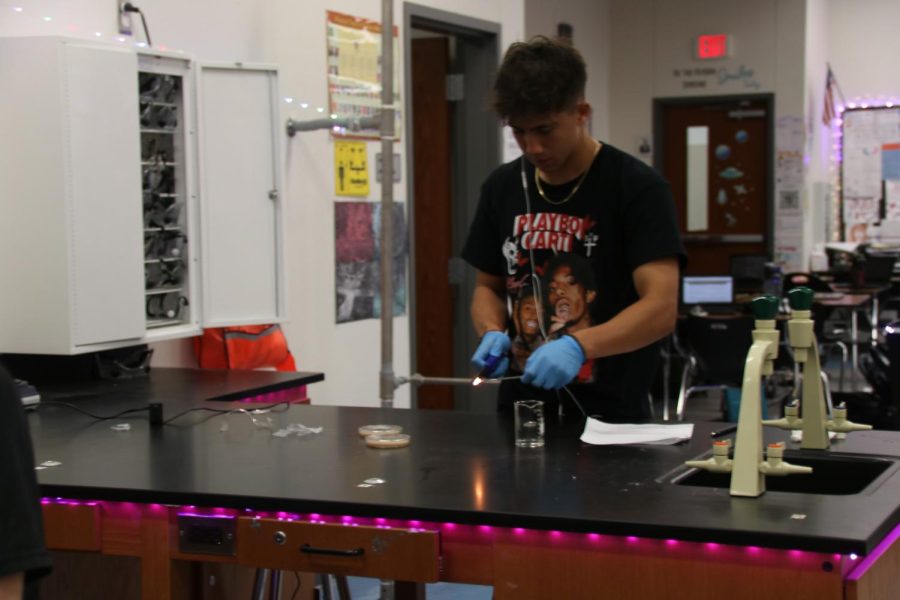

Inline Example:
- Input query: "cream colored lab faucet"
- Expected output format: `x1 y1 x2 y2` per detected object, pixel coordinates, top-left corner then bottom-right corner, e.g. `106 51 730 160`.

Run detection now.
762 287 872 449
685 295 811 497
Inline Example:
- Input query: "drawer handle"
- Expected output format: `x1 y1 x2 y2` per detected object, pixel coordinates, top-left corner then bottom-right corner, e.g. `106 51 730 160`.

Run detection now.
300 543 365 557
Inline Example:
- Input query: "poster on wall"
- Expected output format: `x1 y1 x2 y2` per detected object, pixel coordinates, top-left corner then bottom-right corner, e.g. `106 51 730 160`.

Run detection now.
335 201 407 323
372 203 408 319
326 10 401 140
883 143 900 181
773 116 805 271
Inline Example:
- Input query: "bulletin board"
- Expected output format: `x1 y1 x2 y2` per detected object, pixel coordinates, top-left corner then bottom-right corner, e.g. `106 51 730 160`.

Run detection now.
841 107 900 241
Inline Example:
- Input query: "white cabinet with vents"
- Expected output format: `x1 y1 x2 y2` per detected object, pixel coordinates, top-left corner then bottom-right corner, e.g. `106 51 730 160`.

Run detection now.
0 36 285 354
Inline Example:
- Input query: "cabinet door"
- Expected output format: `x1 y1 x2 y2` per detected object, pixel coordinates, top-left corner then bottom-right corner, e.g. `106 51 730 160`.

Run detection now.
65 42 146 347
196 64 285 326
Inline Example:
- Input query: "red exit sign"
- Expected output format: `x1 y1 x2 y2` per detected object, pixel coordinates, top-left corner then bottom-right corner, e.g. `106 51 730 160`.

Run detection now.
695 34 731 60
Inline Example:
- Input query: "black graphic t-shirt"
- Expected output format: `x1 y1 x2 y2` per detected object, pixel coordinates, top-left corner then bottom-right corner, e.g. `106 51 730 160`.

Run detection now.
462 142 685 422
0 364 52 593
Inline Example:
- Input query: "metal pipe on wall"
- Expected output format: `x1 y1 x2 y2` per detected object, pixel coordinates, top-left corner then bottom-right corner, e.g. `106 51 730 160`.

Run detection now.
285 115 380 136
283 1 398 412
378 0 396 409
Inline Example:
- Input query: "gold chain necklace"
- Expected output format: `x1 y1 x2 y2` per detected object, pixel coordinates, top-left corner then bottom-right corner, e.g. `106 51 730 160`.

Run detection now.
534 166 590 205
533 143 599 205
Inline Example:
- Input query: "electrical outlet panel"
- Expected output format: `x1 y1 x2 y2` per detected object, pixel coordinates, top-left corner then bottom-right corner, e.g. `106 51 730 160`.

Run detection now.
178 515 237 556
117 1 133 36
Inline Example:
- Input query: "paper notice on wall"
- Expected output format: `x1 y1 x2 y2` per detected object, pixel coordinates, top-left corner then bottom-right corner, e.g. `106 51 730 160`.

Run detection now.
844 196 878 222
775 244 802 272
886 181 900 220
774 117 805 270
844 110 877 149
776 116 805 154
882 143 900 180
843 196 879 242
334 140 370 196
775 117 804 193
888 181 900 216
844 144 882 197
777 212 804 234
776 152 803 190
874 110 900 143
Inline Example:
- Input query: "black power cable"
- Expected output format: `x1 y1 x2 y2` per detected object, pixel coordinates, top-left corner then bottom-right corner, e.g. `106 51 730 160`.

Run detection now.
34 400 292 427
122 2 152 47
162 401 291 425
35 401 150 421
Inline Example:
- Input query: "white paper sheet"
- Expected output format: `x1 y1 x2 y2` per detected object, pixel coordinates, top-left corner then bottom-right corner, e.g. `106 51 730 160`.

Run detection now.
580 417 694 446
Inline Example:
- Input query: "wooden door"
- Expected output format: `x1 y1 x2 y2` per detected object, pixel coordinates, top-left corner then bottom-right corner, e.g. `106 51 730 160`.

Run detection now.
411 36 454 409
657 97 771 274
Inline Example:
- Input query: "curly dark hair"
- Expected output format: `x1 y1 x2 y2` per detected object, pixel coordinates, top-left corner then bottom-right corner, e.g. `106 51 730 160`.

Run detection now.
542 253 597 303
492 36 587 120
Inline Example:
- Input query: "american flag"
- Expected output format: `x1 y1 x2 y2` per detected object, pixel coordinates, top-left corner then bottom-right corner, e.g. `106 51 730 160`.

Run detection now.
822 67 836 126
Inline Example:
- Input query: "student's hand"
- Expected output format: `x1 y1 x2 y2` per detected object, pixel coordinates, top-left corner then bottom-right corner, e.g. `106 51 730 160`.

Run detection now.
471 331 511 378
522 335 585 389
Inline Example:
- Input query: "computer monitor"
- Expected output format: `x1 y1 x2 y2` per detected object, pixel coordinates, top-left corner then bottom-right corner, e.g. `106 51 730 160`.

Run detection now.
681 275 734 307
729 254 768 293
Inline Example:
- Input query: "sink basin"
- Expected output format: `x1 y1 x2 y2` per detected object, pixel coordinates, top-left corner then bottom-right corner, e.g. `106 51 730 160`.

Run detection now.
674 452 895 495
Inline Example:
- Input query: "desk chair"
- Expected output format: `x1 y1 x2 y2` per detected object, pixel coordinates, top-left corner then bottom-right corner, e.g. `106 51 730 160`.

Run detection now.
845 322 900 430
857 252 896 340
730 254 768 294
675 314 755 421
859 254 896 286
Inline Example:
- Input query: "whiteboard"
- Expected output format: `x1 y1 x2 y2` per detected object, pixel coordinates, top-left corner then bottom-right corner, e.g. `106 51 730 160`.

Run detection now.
842 107 900 241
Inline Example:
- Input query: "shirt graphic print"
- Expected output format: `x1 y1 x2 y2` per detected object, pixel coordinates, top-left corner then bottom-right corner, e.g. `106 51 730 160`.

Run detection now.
505 211 597 382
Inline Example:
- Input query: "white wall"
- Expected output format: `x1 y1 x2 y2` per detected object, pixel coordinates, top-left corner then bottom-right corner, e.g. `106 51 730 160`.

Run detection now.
607 0 900 265
523 0 611 140
2 0 524 408
804 0 831 248
608 0 811 266
828 0 900 103
609 0 807 153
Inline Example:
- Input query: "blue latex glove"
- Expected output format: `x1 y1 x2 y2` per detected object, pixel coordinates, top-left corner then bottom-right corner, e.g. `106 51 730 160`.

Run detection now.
522 335 585 389
471 331 511 379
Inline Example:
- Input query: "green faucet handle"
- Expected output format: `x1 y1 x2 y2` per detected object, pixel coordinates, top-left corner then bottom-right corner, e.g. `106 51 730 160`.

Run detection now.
750 295 779 320
787 286 814 311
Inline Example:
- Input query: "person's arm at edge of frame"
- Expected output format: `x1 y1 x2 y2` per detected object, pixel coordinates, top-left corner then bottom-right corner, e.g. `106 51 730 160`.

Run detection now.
471 270 508 336
570 257 680 359
0 572 23 600
0 573 23 600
